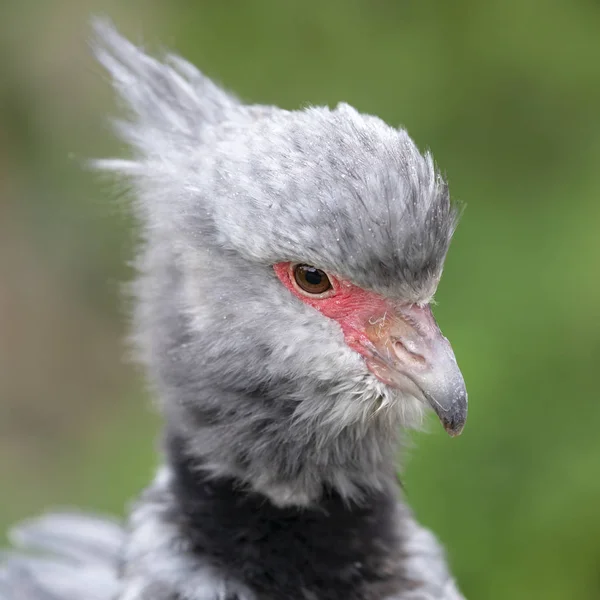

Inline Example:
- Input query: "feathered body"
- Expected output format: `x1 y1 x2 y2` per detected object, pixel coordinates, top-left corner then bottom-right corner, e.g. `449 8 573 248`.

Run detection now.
1 21 467 600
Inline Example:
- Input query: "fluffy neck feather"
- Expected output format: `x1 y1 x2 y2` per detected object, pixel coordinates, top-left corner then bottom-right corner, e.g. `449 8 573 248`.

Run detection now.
166 381 407 507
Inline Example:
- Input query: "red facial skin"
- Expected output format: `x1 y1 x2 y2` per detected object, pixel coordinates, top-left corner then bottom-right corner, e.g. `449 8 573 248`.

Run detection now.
272 262 396 360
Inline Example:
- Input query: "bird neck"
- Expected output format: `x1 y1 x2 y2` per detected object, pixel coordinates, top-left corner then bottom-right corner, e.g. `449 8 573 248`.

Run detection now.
164 387 404 508
157 431 408 599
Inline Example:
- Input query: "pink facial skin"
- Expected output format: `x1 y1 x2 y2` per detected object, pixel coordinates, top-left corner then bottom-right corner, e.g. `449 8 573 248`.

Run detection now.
272 262 394 360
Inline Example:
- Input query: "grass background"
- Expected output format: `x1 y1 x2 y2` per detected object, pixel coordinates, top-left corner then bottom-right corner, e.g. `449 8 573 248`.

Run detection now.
1 1 600 598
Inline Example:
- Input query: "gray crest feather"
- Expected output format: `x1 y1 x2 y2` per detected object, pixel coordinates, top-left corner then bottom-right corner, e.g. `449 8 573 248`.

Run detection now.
91 18 240 164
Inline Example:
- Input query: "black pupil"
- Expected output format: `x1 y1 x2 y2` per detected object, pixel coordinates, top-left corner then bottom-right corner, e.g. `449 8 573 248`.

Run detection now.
304 268 323 286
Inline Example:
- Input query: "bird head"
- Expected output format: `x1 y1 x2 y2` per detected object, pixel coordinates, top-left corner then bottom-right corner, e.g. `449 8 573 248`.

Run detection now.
94 21 467 505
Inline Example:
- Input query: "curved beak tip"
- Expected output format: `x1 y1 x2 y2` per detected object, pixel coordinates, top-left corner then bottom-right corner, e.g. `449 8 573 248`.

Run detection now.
437 394 468 437
443 416 467 437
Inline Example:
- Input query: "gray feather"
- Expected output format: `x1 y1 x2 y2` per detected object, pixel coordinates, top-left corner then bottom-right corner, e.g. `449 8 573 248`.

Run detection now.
0 513 123 600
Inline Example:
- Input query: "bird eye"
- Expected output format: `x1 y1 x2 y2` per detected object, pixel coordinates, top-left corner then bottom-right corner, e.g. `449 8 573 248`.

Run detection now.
293 264 332 295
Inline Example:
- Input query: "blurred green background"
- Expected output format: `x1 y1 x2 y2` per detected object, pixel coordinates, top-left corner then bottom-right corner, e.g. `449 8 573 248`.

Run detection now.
1 1 600 598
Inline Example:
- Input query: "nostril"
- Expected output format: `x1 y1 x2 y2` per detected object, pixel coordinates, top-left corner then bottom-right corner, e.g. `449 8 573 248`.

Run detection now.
393 339 426 365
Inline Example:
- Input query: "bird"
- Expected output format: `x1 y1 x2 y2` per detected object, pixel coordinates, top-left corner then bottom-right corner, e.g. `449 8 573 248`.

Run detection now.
0 20 468 600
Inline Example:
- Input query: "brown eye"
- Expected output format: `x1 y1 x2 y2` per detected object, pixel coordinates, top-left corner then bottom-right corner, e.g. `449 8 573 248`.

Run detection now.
293 264 332 295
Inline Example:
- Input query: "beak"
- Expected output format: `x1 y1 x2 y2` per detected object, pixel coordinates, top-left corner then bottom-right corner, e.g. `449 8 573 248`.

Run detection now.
361 304 467 436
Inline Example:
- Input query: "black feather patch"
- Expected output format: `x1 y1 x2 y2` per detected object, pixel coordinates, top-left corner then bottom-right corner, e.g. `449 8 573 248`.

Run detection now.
166 434 410 600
